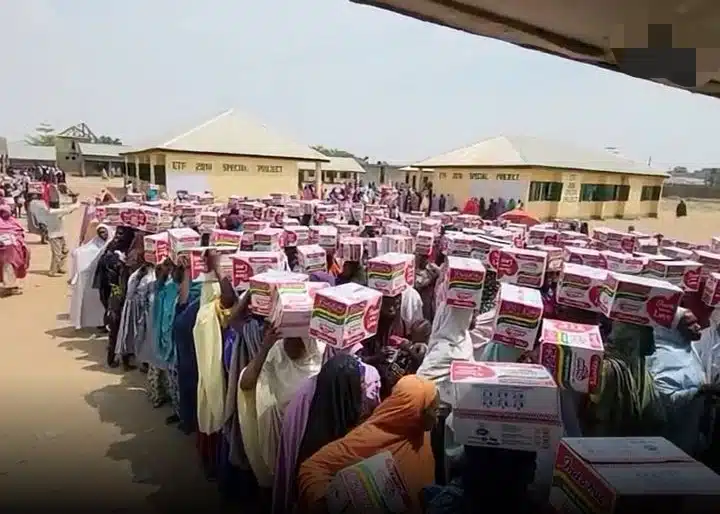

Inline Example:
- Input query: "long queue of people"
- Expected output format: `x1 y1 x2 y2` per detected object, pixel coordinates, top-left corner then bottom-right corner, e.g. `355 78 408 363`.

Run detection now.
61 185 720 513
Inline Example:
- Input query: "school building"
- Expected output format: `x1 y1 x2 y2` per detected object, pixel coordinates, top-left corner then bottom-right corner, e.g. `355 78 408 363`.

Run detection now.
298 156 366 186
411 135 669 220
120 109 328 198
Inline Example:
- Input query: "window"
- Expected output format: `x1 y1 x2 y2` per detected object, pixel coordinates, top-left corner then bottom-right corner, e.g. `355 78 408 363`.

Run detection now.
580 184 629 202
439 172 447 180
641 185 662 201
528 181 563 202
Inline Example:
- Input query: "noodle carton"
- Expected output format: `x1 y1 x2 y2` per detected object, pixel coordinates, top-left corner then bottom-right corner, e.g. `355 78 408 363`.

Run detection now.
167 227 201 262
310 225 338 250
420 218 441 234
239 201 266 220
253 227 285 252
199 211 219 233
338 237 364 262
527 228 560 247
549 437 720 514
556 263 607 313
443 232 474 257
712 237 720 253
185 246 236 282
592 227 637 253
309 283 383 348
599 272 683 328
386 224 411 237
450 361 561 451
470 236 510 268
443 256 486 309
644 260 703 292
366 253 415 296
528 245 563 272
539 320 604 394
104 202 138 226
691 250 720 278
381 234 414 254
283 226 309 247
661 246 695 260
494 247 547 288
229 251 286 289
363 237 382 259
209 228 243 248
135 206 172 233
702 273 720 306
249 270 308 316
296 244 327 273
599 251 645 274
325 451 411 514
143 232 170 265
270 282 331 338
414 231 435 256
563 247 604 268
492 284 544 350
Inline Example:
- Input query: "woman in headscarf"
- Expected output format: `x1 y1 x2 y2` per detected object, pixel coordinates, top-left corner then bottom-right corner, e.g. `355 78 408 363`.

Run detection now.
647 307 709 456
298 375 438 514
581 321 666 437
70 223 112 329
0 204 30 294
336 258 366 286
414 252 440 321
325 248 342 277
237 322 325 496
272 353 374 514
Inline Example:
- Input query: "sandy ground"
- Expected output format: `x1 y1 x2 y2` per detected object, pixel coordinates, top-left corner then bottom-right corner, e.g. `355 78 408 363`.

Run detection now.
0 177 220 512
0 177 717 510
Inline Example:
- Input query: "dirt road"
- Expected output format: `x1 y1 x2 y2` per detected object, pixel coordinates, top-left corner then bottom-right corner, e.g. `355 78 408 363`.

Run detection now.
0 178 218 512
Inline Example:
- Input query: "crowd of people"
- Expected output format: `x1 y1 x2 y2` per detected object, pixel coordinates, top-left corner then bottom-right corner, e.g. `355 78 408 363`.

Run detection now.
2 172 720 512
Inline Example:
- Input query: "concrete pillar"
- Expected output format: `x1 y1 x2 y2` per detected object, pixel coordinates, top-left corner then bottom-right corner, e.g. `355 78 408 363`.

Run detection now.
315 161 322 199
150 154 156 185
80 160 86 177
123 156 129 186
134 156 140 182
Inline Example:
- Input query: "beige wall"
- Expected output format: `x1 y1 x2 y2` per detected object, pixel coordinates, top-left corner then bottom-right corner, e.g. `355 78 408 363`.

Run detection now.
431 166 665 220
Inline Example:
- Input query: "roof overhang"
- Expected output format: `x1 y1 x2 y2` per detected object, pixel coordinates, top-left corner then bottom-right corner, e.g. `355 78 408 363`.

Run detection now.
120 147 330 162
351 0 720 98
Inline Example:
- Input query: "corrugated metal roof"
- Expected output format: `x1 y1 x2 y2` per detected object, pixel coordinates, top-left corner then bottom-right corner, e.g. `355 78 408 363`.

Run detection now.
399 166 435 172
298 156 367 173
78 142 133 158
7 141 56 162
123 109 328 162
413 135 669 177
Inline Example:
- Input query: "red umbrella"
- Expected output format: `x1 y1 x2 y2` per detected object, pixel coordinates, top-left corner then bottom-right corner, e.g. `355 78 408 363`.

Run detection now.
498 209 540 227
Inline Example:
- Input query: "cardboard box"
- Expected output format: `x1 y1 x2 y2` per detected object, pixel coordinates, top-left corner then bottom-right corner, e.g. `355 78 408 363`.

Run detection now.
253 227 285 252
539 319 604 394
325 451 411 514
185 246 236 282
363 237 382 259
527 228 560 247
443 256 486 309
199 211 219 232
702 272 720 307
691 250 720 278
249 270 308 316
470 236 510 268
338 237 365 262
239 201 266 220
167 227 201 262
366 253 415 296
711 236 720 254
564 247 605 268
556 263 608 313
494 247 548 288
381 234 414 254
599 272 683 328
297 244 327 273
550 437 720 514
420 218 441 234
600 251 645 274
310 225 338 250
209 228 243 248
104 202 138 226
229 251 286 289
443 232 474 258
592 228 637 253
143 232 169 265
309 283 383 348
491 283 544 350
645 260 703 292
528 245 563 272
450 361 561 451
270 282 331 339
415 231 435 256
661 246 694 260
283 226 310 247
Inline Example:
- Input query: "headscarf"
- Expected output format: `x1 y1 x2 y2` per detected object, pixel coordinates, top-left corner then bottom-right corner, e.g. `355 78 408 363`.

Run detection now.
296 354 363 465
153 277 202 366
648 307 708 454
583 321 666 437
695 307 720 383
298 375 437 513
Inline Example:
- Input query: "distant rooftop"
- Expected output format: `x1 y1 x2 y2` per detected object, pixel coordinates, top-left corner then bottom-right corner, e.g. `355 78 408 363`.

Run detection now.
78 142 133 159
414 135 669 177
7 141 56 162
298 156 366 174
122 109 328 162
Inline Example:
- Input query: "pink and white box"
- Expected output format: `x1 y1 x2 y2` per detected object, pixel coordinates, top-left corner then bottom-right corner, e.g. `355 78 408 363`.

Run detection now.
366 253 415 296
284 226 310 247
599 272 683 328
253 227 285 252
385 224 411 237
310 225 338 250
661 246 694 260
702 272 720 307
230 251 286 289
494 247 548 288
414 231 435 256
269 282 331 338
338 237 365 262
239 201 266 220
421 218 441 234
199 211 218 233
104 202 138 226
470 236 509 268
443 232 474 257
539 319 604 394
527 228 560 247
209 228 243 248
563 247 604 268
144 232 169 265
363 238 382 259
297 244 327 273
556 263 607 313
249 270 308 316
691 250 720 278
167 227 201 262
491 283 544 350
645 260 703 292
309 283 383 349
599 251 645 274
382 234 414 254
185 246 236 282
711 237 720 253
442 256 486 309
528 245 563 272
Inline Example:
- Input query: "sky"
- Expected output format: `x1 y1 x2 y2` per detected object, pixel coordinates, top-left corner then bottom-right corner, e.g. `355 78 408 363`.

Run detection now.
2 0 720 170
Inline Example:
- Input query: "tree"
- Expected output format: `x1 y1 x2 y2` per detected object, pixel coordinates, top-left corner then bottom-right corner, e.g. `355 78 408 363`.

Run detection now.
96 135 123 145
25 122 56 146
311 145 355 158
